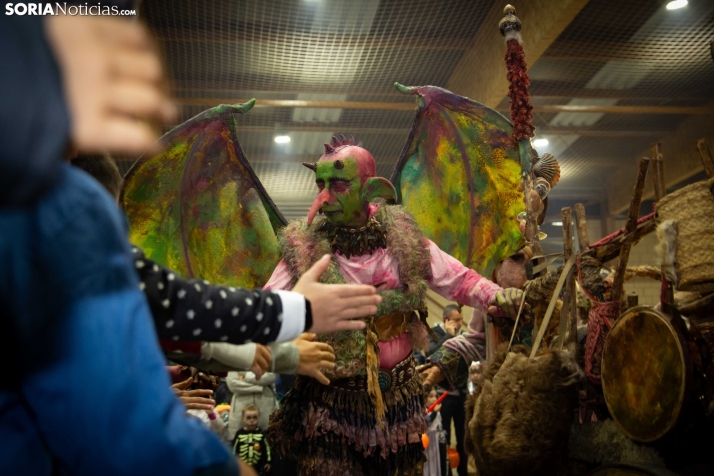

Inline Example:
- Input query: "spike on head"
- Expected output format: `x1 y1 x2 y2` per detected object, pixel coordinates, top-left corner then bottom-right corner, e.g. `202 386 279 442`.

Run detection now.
302 162 317 172
323 143 335 154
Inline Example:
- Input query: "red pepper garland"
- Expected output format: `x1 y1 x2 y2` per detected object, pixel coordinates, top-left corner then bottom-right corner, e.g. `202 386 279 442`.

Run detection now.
500 4 535 142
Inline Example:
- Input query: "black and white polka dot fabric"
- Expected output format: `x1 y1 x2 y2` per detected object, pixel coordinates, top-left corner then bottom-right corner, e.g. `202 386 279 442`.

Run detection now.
131 246 310 344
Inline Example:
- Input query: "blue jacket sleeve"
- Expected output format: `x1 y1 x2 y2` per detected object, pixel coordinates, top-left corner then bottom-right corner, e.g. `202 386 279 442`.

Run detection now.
6 165 237 475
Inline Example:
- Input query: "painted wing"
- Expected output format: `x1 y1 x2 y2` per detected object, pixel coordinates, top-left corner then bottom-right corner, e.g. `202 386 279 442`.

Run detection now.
390 84 525 278
121 101 286 289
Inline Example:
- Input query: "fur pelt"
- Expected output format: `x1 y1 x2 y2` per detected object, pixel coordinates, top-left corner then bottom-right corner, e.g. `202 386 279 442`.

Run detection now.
467 343 582 476
568 419 665 467
656 220 678 284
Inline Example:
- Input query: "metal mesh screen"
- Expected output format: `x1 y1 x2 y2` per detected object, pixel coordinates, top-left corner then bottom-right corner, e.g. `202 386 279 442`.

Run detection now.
119 0 714 222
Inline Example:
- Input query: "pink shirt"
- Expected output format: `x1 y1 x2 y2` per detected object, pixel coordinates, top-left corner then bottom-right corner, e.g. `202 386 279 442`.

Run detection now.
265 238 501 369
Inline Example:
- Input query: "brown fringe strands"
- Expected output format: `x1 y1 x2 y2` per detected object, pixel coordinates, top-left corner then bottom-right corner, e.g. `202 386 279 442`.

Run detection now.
268 371 426 476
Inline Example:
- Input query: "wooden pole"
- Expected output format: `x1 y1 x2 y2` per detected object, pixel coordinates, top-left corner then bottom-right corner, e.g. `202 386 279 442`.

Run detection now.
573 203 590 251
561 207 578 345
650 143 675 306
697 139 714 180
611 158 650 303
651 143 665 203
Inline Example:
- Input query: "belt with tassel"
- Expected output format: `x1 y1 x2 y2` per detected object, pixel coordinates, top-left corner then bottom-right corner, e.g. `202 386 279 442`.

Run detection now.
336 310 428 425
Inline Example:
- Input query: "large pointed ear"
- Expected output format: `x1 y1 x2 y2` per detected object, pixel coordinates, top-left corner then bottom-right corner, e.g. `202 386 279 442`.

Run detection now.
361 177 397 203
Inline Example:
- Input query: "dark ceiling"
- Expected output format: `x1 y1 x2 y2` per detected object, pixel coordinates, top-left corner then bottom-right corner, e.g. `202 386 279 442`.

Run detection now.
123 0 714 250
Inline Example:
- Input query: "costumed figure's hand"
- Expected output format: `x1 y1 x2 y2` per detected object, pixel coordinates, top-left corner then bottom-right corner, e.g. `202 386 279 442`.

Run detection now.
488 288 524 319
420 365 445 393
238 458 258 476
293 333 336 385
45 15 176 155
171 377 215 411
250 344 272 380
293 255 382 334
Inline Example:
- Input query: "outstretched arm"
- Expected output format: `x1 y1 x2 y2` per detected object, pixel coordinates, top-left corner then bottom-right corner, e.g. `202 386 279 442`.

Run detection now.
424 240 522 389
133 246 308 345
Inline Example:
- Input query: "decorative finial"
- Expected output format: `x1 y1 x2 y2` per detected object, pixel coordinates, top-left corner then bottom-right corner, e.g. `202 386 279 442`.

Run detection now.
302 162 317 172
499 4 522 41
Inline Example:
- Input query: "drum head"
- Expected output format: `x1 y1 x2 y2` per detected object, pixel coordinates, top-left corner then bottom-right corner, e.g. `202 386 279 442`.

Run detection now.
602 306 686 442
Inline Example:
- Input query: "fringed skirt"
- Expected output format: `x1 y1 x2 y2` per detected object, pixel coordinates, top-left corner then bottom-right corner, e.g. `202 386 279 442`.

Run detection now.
268 356 426 476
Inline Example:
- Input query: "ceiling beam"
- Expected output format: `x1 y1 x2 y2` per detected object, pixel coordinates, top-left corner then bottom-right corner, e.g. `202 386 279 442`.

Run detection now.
446 0 591 108
542 39 685 63
158 123 668 138
607 114 714 215
174 97 714 115
171 87 711 104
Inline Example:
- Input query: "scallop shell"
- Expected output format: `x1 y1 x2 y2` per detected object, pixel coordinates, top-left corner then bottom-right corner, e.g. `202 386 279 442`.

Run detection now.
533 153 560 187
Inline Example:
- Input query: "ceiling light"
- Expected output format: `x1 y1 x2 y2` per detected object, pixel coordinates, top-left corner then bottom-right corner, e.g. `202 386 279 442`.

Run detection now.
551 221 563 227
666 0 687 10
533 138 549 147
274 135 291 144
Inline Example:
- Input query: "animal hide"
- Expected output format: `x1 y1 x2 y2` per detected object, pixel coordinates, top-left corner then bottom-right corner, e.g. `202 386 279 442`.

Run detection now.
656 220 678 284
467 343 582 476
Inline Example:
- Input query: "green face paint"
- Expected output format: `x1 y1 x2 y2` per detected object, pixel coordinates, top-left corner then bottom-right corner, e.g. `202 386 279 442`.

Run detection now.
313 157 370 227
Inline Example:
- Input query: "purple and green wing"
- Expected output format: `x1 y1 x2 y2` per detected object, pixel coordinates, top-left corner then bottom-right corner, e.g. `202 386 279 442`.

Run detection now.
121 101 286 289
390 84 525 278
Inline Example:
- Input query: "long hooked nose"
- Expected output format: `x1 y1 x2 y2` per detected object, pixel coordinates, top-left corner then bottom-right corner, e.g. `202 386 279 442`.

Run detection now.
306 189 331 225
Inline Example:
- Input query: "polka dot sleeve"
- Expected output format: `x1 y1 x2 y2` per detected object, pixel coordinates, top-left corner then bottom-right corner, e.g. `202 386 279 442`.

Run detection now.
131 246 306 344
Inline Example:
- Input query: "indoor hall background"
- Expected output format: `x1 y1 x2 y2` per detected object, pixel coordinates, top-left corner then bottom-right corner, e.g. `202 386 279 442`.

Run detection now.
121 0 714 305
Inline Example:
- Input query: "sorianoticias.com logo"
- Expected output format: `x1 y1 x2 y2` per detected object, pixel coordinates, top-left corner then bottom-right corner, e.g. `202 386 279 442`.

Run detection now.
5 3 137 16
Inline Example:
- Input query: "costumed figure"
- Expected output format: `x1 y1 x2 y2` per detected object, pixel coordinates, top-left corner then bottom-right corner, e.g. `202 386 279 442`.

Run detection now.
122 81 546 475
265 133 526 475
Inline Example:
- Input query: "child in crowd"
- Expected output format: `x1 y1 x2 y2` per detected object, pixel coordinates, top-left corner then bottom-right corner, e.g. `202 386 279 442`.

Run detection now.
468 361 483 394
424 388 448 476
232 404 271 475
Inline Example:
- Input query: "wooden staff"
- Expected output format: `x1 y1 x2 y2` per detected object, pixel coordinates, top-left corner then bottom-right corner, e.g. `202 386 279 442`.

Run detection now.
651 143 674 305
561 207 578 345
651 143 665 202
573 203 590 251
611 158 650 303
697 139 714 180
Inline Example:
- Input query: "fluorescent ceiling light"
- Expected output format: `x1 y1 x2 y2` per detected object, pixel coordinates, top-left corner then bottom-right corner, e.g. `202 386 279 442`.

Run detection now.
551 221 563 226
666 0 687 10
533 138 549 147
274 135 291 144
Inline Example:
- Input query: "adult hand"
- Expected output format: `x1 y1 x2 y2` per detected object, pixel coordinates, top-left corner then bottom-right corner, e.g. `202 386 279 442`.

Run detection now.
250 344 272 380
293 333 336 385
293 255 381 334
238 458 258 476
444 319 460 336
171 377 215 411
488 288 524 319
45 15 176 155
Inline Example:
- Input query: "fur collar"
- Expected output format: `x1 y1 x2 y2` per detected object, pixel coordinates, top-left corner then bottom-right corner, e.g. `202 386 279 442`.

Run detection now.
278 205 432 314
